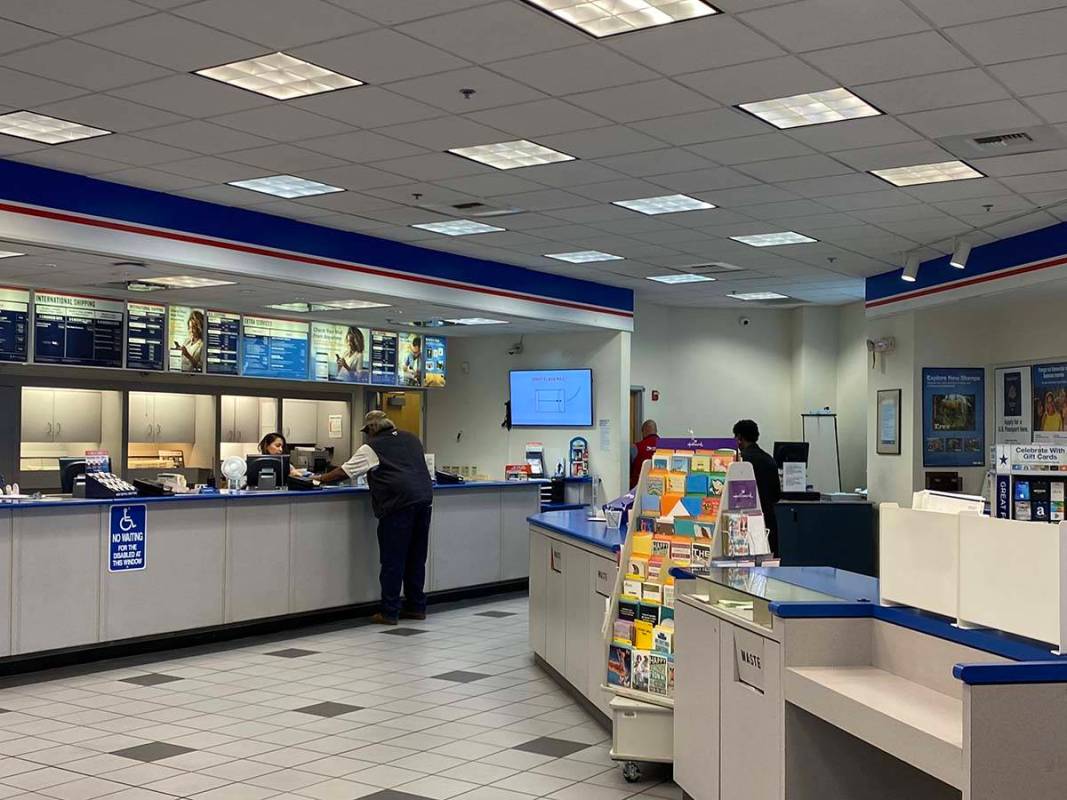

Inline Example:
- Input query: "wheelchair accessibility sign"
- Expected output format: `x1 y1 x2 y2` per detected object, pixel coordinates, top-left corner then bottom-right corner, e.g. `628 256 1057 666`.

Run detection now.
109 504 147 572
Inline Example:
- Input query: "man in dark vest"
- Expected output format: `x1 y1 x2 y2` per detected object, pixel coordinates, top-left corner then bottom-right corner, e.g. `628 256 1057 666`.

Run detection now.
315 411 433 625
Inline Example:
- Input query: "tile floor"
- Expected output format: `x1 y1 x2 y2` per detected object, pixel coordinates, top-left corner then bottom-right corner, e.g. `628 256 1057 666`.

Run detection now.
0 594 678 800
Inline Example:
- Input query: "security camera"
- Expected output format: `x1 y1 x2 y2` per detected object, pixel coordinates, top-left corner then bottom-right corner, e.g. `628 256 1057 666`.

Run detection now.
507 336 524 356
738 316 751 327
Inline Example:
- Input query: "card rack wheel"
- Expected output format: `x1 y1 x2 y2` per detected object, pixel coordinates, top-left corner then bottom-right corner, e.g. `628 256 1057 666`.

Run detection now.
622 761 642 783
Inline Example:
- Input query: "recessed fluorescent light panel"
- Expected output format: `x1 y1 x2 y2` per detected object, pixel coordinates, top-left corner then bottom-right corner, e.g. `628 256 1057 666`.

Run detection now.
729 291 790 301
195 52 362 100
446 317 508 326
526 0 718 37
266 302 311 313
0 111 111 144
730 232 817 247
411 220 505 236
314 299 390 310
228 175 343 198
647 273 716 284
870 160 984 187
545 251 623 263
448 140 574 170
613 194 716 215
738 87 880 129
143 276 237 289
0 250 25 259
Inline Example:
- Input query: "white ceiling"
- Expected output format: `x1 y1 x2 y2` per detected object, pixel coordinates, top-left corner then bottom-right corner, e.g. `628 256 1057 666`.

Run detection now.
1 0 1067 307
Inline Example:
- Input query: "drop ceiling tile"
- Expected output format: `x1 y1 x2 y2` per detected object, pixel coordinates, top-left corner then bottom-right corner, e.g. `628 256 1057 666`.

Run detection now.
663 208 754 228
536 126 664 159
650 166 759 194
901 177 1015 202
630 108 769 146
225 143 347 173
299 163 413 190
77 13 264 71
740 0 927 51
908 0 1066 26
211 105 352 141
372 152 491 181
64 135 196 167
989 54 1067 97
593 148 717 178
111 73 274 117
489 188 592 211
466 99 609 139
295 87 444 128
569 178 671 203
0 66 86 107
689 134 814 165
376 116 510 150
486 211 563 230
14 149 128 176
181 184 277 206
565 80 717 124
0 40 171 92
310 213 393 232
743 199 834 221
856 69 1010 115
32 95 187 133
631 228 716 246
876 218 972 240
819 189 920 211
364 181 475 205
99 167 208 191
969 150 1067 178
0 0 151 35
899 99 1043 138
156 155 277 182
490 45 658 96
433 171 544 197
981 211 1059 239
853 204 948 224
1025 92 1067 124
0 19 55 54
779 173 888 197
946 8 1067 64
511 160 624 188
136 120 273 154
932 195 1035 216
676 56 835 107
294 29 469 84
294 191 397 214
605 16 782 75
334 0 496 25
544 204 637 224
388 68 545 113
252 199 341 220
0 137 46 157
360 206 455 226
769 212 863 230
173 0 375 49
301 131 428 162
735 154 853 182
700 184 800 206
830 141 956 172
783 116 921 153
805 31 974 85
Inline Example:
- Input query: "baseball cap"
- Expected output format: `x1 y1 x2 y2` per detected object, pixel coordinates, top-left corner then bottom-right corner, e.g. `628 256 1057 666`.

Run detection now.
361 410 396 434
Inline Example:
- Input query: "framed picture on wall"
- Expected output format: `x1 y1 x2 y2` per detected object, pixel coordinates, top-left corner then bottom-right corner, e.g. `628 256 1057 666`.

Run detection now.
876 389 901 455
921 368 986 467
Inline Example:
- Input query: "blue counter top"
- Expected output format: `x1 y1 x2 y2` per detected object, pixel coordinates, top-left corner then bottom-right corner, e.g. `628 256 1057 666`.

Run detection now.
0 479 538 511
528 509 624 551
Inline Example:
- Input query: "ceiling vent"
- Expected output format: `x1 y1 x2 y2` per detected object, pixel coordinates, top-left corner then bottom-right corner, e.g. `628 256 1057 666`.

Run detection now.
413 198 524 218
937 125 1067 159
687 262 747 274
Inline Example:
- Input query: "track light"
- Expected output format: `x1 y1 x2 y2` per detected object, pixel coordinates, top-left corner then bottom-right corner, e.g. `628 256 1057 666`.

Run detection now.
901 253 920 283
950 239 971 270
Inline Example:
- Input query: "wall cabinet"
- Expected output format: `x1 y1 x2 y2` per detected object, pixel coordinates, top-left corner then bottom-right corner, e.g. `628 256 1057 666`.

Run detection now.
221 396 262 442
21 388 102 443
129 392 196 443
282 399 318 444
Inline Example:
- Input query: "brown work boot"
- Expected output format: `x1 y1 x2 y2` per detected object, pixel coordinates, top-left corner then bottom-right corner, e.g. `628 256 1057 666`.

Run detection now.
371 612 397 626
400 610 426 620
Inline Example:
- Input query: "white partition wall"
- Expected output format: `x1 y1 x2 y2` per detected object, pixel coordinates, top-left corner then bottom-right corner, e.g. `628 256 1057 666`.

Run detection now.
879 503 962 619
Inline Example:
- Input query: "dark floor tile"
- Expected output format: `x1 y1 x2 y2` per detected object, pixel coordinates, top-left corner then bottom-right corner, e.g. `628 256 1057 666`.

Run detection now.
120 673 183 687
361 791 434 800
513 736 590 758
264 648 318 658
111 742 195 762
380 628 427 637
433 670 490 684
475 611 516 618
294 701 364 718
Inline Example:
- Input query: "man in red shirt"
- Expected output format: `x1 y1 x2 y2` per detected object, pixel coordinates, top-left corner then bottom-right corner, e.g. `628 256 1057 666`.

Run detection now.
630 419 659 489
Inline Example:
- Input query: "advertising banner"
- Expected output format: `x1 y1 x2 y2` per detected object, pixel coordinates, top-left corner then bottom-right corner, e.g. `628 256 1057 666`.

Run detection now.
922 367 985 467
994 366 1032 444
1032 363 1067 444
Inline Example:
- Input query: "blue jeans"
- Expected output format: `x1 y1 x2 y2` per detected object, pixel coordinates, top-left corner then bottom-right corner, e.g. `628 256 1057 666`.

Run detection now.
376 503 431 619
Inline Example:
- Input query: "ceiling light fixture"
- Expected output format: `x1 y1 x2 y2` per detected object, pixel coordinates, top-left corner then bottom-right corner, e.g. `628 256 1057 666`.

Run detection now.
411 220 505 236
729 291 790 301
266 302 311 313
870 160 984 187
195 52 362 100
613 194 716 215
125 281 167 293
0 250 25 259
313 299 391 310
738 87 880 129
142 276 237 289
228 175 344 198
0 111 111 144
445 317 508 325
448 140 575 170
901 253 920 283
646 273 716 284
525 0 718 37
545 250 624 263
950 239 972 270
730 232 817 247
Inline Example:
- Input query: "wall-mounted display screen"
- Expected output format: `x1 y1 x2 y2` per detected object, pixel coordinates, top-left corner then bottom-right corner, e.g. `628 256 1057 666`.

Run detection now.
168 305 204 373
311 322 370 383
125 301 166 371
398 332 423 387
206 310 240 375
371 330 399 386
33 292 124 368
0 287 30 364
424 335 446 388
241 315 309 380
509 368 593 427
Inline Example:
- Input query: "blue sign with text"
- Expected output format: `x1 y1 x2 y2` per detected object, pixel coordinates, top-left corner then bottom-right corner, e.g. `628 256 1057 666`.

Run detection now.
109 504 147 572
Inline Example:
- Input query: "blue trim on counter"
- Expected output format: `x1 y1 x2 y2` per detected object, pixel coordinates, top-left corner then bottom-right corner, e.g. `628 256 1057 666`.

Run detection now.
528 509 624 551
770 601 875 618
953 661 1067 686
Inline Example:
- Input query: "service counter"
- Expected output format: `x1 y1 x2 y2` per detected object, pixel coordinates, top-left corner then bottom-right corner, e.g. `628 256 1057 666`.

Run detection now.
0 481 539 664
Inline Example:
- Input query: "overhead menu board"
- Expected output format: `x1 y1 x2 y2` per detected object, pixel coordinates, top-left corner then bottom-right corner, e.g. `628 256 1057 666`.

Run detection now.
125 301 166 371
398 332 423 387
241 315 309 380
371 330 399 386
168 305 204 373
0 287 29 363
424 335 446 388
311 322 370 383
33 292 123 368
206 310 240 375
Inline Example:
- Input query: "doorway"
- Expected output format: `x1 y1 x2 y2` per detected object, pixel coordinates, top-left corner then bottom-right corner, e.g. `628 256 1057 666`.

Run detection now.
630 387 645 448
367 391 424 441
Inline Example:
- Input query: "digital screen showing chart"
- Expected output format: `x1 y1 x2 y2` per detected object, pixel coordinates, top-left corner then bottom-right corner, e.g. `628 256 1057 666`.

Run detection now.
33 292 123 368
371 330 398 385
241 315 309 380
125 301 165 371
0 287 29 363
206 310 240 375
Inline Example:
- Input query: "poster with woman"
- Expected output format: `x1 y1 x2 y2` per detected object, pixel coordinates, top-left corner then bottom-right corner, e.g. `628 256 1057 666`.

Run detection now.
167 305 204 373
1032 363 1067 444
310 323 369 383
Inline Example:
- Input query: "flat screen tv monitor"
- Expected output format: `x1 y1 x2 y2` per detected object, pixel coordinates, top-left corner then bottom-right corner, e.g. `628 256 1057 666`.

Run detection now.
509 369 593 427
773 441 810 467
